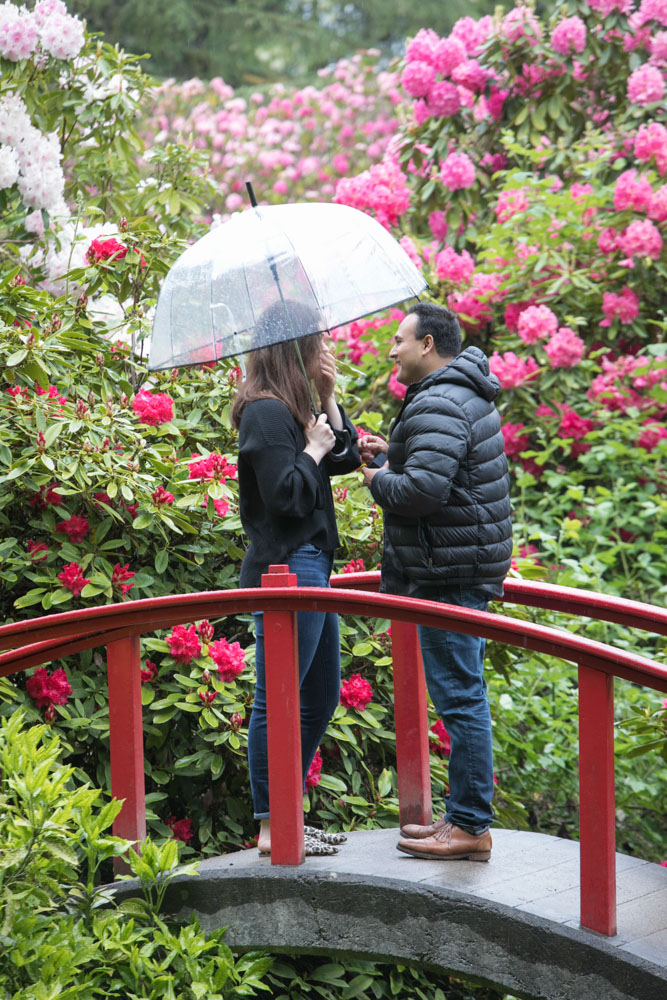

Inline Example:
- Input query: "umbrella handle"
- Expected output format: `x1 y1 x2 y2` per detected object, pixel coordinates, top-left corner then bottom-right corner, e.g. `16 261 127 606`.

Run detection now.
319 421 352 463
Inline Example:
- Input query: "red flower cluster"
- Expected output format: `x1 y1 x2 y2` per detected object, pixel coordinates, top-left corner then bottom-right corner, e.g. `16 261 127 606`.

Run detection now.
132 389 174 426
112 562 135 596
340 673 373 710
26 666 72 711
56 514 90 543
152 485 175 505
199 689 218 705
141 660 158 683
306 748 322 789
167 624 202 663
35 383 67 409
27 539 49 561
188 453 237 482
209 637 245 682
342 558 365 573
57 562 91 596
430 719 451 756
86 237 129 263
165 816 194 843
29 482 62 508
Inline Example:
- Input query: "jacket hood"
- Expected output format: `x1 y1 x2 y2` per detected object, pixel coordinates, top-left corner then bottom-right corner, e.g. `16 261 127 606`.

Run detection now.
417 346 500 403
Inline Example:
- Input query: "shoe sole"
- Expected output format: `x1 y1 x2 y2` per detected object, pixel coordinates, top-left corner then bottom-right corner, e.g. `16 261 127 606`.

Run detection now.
396 843 491 862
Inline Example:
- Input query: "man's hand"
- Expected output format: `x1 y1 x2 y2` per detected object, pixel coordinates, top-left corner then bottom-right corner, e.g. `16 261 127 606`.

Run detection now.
361 461 387 488
358 433 387 464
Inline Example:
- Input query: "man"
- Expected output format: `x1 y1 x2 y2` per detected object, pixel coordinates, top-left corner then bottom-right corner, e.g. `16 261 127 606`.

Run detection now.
360 302 512 862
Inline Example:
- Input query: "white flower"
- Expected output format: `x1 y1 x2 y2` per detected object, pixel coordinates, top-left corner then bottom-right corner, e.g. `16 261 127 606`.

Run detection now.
0 142 19 188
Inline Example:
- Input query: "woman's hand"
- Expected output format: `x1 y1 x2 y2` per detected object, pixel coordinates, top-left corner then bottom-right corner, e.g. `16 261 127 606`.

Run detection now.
313 344 337 403
304 412 336 464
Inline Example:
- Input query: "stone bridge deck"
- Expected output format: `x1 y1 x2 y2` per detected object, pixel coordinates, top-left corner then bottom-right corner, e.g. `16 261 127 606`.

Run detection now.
141 828 667 1000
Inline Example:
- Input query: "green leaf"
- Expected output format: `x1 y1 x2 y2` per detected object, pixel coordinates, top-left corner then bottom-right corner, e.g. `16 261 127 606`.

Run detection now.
6 349 28 366
132 513 153 530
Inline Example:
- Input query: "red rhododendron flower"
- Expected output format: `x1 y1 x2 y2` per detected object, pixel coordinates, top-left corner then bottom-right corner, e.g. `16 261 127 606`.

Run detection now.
167 624 202 663
27 539 49 561
26 666 72 710
306 748 322 788
340 673 373 710
29 482 62 508
188 453 237 482
141 660 158 682
199 689 218 705
209 637 245 681
86 237 128 263
342 558 365 573
112 563 135 596
132 390 174 426
430 719 451 756
56 514 90 543
58 561 91 596
152 485 175 505
165 816 194 843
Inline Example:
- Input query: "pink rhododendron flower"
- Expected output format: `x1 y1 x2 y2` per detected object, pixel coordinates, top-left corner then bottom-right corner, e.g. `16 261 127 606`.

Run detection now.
405 28 438 64
389 369 407 398
543 326 586 368
496 188 530 222
188 453 237 481
428 210 449 241
451 59 488 93
551 16 587 55
132 389 174 426
434 245 475 284
433 36 466 75
613 169 653 212
627 64 665 105
601 286 640 326
501 422 530 458
26 666 72 711
167 624 202 663
86 237 128 264
638 420 667 450
559 406 595 455
504 301 536 333
426 80 460 117
57 562 90 596
400 60 436 98
634 121 667 175
209 637 245 681
27 539 49 561
306 748 322 788
55 514 89 543
335 158 411 230
112 562 135 596
451 15 493 56
166 816 194 843
517 305 558 344
619 219 663 259
430 719 451 756
340 673 373 710
399 235 422 268
501 7 542 44
489 352 540 389
597 227 619 255
648 185 667 221
440 151 476 191
587 0 633 13
635 0 667 27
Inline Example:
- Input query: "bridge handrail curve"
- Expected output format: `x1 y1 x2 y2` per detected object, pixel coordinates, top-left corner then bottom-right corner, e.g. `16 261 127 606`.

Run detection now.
0 588 666 692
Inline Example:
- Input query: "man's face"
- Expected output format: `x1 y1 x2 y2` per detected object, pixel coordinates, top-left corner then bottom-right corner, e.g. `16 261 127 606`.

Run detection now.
389 314 428 386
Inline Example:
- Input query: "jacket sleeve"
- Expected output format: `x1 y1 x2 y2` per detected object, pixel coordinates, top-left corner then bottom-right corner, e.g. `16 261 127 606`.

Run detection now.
322 404 361 476
239 400 322 517
370 394 470 518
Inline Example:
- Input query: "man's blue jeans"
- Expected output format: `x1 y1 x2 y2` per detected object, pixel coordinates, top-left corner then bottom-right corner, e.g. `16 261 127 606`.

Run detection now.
248 545 340 819
412 585 494 835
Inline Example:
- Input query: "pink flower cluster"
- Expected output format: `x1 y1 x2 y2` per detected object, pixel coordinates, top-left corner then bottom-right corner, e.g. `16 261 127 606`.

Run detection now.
627 64 665 106
306 747 322 788
502 422 531 458
613 169 653 212
638 419 667 450
496 188 530 223
188 452 237 481
551 17 587 56
132 390 175 426
517 305 558 344
340 673 373 710
543 327 586 368
434 245 475 285
335 158 411 229
589 353 667 413
342 558 366 573
167 624 202 663
600 286 640 326
490 351 540 390
619 219 663 260
440 151 476 191
634 121 667 175
209 637 245 682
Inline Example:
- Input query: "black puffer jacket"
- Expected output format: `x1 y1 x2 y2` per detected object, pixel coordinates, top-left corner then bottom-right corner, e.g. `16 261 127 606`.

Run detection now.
370 346 512 597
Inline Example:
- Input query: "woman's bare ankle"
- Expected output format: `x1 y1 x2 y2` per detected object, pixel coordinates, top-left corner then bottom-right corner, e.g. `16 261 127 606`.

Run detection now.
257 818 271 853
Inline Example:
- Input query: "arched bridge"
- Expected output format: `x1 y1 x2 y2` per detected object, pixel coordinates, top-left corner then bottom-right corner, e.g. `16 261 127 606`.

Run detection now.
2 572 666 1000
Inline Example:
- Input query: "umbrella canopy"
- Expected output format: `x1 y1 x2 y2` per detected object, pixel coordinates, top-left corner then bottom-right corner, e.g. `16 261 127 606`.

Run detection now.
148 201 427 371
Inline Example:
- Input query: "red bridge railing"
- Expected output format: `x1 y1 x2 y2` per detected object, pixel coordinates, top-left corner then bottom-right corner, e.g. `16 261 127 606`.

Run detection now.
0 571 665 940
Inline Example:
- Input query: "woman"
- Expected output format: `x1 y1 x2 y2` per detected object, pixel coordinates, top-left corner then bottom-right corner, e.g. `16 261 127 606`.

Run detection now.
231 302 360 856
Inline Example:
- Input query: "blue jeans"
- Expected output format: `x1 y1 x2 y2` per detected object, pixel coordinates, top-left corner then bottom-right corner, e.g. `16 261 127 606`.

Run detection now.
248 545 340 819
413 585 494 836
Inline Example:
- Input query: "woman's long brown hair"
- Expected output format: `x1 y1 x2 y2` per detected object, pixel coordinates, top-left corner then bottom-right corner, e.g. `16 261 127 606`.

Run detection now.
231 301 323 430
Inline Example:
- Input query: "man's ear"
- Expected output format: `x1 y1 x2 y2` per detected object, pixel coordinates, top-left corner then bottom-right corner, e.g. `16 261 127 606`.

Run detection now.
421 334 435 355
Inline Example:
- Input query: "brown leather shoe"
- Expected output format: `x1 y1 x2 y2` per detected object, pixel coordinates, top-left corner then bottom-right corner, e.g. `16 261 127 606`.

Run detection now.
397 822 492 862
399 816 448 839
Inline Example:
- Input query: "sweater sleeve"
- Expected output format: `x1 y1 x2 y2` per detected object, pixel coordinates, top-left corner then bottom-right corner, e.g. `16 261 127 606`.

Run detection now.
370 395 470 518
239 399 322 517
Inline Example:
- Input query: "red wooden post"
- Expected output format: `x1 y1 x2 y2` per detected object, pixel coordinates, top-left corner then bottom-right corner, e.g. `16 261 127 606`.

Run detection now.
391 619 432 829
262 564 304 865
578 663 617 936
107 635 146 865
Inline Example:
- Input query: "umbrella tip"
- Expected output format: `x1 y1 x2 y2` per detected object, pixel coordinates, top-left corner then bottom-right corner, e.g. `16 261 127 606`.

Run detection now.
245 181 258 208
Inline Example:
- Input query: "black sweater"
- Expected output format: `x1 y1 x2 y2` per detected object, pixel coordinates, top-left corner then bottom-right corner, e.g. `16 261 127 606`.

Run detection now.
370 346 512 597
237 398 360 587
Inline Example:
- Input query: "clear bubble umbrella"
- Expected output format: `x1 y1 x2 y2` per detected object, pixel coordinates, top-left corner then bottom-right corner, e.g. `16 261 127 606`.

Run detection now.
148 193 427 375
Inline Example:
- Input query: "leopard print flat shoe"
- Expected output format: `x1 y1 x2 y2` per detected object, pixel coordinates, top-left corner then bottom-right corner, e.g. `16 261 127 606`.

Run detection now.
304 825 348 845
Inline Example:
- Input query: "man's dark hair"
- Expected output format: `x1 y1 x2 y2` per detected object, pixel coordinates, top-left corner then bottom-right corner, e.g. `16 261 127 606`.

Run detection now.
409 302 462 358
